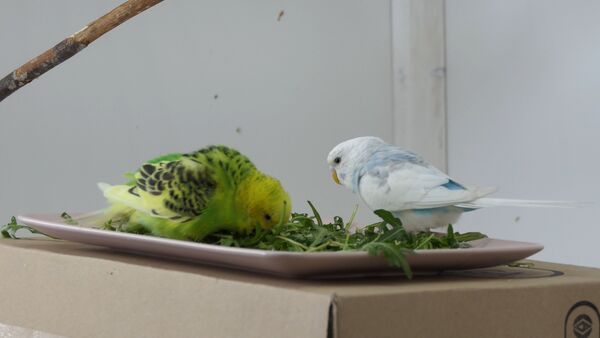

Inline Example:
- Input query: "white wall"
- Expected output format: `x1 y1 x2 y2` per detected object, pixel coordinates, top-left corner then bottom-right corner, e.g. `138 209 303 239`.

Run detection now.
447 1 600 267
0 1 393 225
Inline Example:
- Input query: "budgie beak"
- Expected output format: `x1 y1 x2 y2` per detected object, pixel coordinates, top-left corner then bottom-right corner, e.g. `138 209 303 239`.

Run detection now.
331 170 341 185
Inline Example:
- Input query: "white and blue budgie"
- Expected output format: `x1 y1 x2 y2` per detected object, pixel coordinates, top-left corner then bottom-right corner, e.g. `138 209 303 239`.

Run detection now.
327 136 575 232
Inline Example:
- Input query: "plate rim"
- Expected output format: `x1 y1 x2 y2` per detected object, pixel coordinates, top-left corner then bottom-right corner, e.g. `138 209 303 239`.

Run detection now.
16 213 544 258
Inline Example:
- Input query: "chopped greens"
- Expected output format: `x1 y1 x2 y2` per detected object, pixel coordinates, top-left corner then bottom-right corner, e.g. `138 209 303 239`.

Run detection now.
1 216 44 239
61 212 78 225
1 203 486 278
202 203 487 278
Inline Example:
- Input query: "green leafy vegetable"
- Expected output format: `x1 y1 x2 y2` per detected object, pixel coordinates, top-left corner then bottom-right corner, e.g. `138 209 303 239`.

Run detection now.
1 216 45 239
200 204 486 278
61 212 78 225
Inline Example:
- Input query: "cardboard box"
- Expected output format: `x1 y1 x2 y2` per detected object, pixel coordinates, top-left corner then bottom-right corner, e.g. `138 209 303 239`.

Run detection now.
1 239 599 338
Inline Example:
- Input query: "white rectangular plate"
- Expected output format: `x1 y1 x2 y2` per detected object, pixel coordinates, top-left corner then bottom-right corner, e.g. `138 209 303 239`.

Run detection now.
17 213 543 278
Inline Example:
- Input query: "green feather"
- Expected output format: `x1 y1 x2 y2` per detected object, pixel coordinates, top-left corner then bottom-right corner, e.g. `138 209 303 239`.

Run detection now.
147 152 183 164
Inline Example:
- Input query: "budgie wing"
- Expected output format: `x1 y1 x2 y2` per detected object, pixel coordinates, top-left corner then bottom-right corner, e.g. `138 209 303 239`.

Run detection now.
103 155 218 221
359 160 495 211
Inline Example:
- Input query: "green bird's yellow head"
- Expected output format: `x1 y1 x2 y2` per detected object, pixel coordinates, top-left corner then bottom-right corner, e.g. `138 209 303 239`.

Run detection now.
239 173 292 232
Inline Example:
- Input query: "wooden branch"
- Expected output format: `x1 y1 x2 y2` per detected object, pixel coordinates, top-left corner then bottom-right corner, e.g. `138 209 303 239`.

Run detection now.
0 0 164 103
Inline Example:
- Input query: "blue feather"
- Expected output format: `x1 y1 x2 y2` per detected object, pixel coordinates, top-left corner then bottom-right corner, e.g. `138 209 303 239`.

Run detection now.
441 180 466 191
351 166 363 193
364 145 424 171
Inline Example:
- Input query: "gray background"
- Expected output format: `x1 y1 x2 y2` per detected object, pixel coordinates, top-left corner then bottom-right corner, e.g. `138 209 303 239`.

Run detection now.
447 0 600 267
0 0 393 225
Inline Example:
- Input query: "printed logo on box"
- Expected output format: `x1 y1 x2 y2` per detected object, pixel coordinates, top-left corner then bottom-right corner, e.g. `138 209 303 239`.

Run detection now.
565 301 600 338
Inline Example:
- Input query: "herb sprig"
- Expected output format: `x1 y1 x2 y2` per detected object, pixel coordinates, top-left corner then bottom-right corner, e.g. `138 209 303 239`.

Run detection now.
1 216 44 239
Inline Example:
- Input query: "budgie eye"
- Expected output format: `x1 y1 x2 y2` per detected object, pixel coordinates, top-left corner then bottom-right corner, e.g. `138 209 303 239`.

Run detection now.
333 157 341 165
264 214 272 221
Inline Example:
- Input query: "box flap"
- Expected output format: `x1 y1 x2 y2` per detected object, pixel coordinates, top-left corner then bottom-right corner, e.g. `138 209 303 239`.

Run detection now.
0 240 333 338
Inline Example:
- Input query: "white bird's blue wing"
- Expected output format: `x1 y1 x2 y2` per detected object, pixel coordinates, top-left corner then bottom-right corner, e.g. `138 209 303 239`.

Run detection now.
357 147 495 211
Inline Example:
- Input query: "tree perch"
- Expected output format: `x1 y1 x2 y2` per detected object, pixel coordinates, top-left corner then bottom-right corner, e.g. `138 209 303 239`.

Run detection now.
0 0 164 103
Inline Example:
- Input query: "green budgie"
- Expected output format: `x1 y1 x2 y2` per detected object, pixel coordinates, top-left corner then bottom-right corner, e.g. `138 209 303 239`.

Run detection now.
92 145 292 241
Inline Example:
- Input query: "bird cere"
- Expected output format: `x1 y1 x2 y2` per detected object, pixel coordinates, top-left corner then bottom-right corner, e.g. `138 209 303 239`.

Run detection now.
2 137 575 277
